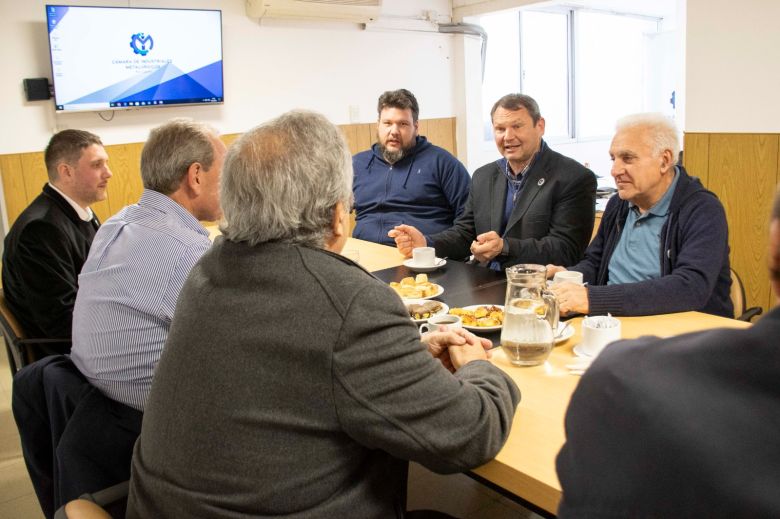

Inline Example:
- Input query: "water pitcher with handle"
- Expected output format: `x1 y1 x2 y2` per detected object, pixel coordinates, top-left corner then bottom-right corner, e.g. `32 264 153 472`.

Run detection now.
500 264 559 366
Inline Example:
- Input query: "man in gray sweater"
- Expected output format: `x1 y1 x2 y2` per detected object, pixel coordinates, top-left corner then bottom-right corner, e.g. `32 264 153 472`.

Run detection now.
127 110 520 518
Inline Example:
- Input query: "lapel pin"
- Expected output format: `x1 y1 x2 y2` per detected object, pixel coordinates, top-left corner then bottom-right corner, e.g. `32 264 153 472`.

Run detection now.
537 178 545 186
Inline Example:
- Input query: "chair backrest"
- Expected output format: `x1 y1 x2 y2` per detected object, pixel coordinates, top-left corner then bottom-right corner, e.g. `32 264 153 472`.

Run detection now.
0 288 27 372
729 269 746 319
0 288 27 339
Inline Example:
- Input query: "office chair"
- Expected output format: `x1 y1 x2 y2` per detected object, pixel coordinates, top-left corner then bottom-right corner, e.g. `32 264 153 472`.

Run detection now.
730 269 763 322
0 288 71 374
53 481 128 519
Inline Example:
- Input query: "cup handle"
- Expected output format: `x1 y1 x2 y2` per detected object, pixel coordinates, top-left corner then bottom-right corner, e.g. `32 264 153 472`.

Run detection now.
419 323 431 335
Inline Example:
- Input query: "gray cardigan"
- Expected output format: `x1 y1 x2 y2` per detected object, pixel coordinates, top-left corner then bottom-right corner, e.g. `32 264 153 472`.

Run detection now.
127 238 520 518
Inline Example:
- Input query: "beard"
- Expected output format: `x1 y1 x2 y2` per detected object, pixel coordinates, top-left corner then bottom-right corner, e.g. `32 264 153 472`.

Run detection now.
378 135 416 164
381 146 404 164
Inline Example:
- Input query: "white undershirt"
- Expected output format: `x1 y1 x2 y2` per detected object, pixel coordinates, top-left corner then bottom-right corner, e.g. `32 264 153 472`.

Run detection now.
48 182 94 222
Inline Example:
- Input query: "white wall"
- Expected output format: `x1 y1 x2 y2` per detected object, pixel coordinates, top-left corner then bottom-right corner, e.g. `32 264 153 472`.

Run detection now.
0 0 458 154
685 0 780 132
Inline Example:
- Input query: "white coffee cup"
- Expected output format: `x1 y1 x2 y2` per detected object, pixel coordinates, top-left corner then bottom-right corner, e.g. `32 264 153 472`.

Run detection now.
412 247 436 267
553 270 584 285
579 315 621 357
419 314 462 334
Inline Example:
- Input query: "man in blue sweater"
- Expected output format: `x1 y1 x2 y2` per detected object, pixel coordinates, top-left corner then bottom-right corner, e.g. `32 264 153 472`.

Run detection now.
352 89 471 245
547 113 732 317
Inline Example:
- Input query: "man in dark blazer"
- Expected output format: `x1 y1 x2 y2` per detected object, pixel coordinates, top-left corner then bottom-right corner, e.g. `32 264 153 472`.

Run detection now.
555 190 780 517
389 93 597 269
2 129 111 345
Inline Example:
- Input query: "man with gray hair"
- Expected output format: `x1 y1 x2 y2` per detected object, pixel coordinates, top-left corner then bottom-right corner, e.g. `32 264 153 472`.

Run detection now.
547 113 732 317
71 118 226 411
555 188 780 517
12 119 224 517
127 110 519 518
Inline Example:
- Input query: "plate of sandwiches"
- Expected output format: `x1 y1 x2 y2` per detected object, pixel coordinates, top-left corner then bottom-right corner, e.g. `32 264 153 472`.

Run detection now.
389 274 444 300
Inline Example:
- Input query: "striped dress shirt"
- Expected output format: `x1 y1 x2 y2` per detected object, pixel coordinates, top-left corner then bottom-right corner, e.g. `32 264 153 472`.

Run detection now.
71 189 212 411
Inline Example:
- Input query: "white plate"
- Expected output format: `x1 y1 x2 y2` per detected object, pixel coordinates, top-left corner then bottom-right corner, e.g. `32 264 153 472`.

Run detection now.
403 258 447 273
555 322 575 344
399 284 444 301
450 304 505 332
405 299 449 324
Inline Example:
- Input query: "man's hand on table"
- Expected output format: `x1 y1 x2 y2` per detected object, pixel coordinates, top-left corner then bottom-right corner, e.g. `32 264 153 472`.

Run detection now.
421 328 492 372
388 225 426 258
470 231 503 263
549 282 589 316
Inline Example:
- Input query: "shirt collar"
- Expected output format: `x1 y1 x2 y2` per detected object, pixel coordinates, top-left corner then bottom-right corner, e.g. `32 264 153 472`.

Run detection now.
629 166 680 218
498 139 547 178
137 189 210 237
47 182 94 222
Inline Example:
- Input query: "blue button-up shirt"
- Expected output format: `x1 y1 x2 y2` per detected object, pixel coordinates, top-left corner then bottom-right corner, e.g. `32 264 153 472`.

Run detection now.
608 168 680 285
71 190 212 411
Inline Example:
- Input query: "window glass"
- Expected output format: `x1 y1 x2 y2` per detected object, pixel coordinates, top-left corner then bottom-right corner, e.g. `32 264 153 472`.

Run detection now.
476 7 662 143
576 12 659 138
520 10 570 139
479 11 520 140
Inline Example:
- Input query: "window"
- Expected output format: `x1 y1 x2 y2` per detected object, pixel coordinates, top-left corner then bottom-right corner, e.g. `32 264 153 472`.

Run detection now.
477 7 662 142
576 12 660 138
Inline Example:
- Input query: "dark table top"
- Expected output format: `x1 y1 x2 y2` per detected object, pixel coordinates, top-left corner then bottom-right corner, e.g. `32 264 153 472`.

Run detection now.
373 260 508 343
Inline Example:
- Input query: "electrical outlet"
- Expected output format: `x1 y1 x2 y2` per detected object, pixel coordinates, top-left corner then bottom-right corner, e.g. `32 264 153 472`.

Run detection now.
349 105 360 123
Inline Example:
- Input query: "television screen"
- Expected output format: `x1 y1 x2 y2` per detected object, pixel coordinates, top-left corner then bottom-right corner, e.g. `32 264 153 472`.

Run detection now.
46 5 223 112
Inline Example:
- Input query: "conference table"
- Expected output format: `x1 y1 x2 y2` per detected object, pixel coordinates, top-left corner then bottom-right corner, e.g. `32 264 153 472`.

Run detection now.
346 237 751 517
205 229 751 516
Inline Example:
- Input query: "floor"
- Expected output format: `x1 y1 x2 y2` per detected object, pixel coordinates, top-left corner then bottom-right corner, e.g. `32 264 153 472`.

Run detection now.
0 345 44 518
0 343 540 519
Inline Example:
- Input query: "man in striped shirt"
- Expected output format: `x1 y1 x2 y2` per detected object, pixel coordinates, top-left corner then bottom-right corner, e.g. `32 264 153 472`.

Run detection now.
70 118 225 412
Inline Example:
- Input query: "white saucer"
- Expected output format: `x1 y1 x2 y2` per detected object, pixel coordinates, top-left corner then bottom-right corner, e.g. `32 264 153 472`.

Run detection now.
573 344 593 358
403 258 446 273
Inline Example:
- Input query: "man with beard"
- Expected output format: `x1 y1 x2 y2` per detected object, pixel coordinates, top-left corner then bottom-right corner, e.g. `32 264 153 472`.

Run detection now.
352 89 471 245
390 93 597 269
2 129 111 349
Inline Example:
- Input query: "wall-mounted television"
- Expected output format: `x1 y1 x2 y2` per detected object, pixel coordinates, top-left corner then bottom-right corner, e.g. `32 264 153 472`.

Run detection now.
46 5 223 113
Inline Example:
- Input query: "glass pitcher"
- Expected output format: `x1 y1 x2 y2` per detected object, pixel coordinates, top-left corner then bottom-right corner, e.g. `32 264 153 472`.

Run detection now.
500 264 559 366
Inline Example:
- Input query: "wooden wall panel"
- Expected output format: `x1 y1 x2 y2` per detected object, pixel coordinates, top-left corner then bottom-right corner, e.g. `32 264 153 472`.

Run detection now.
102 142 144 221
0 118 457 230
682 133 710 186
19 153 48 209
706 134 778 313
0 154 27 225
220 133 241 148
340 125 359 155
425 118 457 156
417 120 429 141
356 123 374 152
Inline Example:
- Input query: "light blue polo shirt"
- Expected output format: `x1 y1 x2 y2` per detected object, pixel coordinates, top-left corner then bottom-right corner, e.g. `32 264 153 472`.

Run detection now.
607 168 680 285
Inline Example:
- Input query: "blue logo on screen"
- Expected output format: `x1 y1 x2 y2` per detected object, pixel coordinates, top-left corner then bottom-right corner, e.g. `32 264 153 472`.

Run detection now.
130 33 154 56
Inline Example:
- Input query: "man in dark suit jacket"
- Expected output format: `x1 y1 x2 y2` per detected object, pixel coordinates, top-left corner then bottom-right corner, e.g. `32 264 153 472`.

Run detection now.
554 191 780 518
389 94 597 269
2 129 111 345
